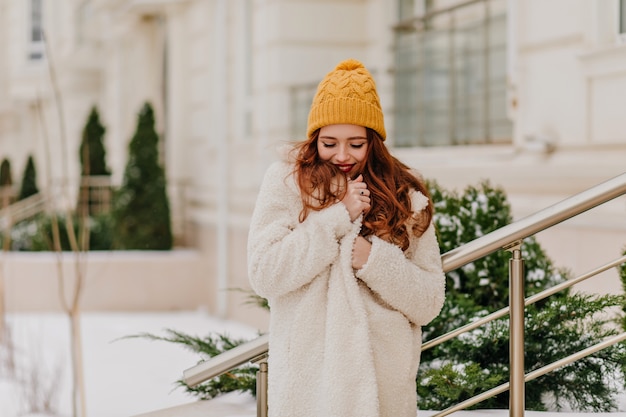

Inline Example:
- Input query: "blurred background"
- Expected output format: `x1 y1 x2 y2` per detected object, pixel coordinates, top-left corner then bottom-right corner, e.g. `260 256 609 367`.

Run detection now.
0 0 625 331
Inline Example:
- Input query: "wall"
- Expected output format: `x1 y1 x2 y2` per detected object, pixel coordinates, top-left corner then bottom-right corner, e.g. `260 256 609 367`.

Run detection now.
0 0 624 333
4 250 211 312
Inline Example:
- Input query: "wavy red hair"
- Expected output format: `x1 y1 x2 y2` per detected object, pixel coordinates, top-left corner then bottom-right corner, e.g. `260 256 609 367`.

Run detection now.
293 128 433 251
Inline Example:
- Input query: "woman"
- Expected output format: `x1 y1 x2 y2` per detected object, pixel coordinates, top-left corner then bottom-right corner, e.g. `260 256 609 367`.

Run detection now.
247 59 445 417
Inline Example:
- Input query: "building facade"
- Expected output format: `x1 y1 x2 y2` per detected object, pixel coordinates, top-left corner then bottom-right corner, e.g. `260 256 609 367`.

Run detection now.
0 0 624 327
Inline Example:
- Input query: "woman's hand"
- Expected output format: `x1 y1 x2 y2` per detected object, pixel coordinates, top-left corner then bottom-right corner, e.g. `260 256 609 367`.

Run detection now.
352 235 372 270
341 174 370 221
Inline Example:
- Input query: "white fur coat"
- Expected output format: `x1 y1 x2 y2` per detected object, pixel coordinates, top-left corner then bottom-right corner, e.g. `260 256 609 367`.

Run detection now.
247 159 446 417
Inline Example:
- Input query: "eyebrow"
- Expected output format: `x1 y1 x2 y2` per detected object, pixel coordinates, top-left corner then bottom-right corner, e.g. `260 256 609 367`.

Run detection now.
319 136 367 140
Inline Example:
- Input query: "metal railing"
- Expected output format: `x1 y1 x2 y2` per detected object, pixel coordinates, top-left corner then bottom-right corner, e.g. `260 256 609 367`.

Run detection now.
0 177 192 247
183 333 269 388
183 172 626 417
0 193 48 226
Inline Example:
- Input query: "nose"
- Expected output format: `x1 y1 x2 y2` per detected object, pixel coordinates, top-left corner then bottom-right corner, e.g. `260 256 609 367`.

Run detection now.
336 145 349 162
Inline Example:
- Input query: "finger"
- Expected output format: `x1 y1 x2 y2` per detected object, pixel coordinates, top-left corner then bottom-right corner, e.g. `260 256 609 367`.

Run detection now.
349 182 361 191
350 180 367 190
352 174 363 183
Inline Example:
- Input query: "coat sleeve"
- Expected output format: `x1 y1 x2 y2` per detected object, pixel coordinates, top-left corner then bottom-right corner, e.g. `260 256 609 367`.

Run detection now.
247 162 354 300
356 203 445 326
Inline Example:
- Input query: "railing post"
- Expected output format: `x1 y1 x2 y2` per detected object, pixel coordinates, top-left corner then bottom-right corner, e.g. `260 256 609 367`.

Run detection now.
506 240 525 417
252 354 268 417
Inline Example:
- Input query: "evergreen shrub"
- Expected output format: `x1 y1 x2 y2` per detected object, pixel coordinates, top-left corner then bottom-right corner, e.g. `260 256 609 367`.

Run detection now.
112 103 172 250
78 106 112 215
79 106 110 177
419 181 625 412
123 330 258 399
0 158 14 206
2 213 113 251
0 158 12 186
129 181 626 410
18 155 39 200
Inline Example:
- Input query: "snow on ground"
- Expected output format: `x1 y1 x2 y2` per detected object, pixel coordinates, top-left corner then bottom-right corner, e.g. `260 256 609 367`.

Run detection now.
1 311 625 417
0 310 257 417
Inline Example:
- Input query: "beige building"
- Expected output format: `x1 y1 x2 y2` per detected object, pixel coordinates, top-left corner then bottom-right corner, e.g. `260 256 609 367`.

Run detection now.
0 0 624 330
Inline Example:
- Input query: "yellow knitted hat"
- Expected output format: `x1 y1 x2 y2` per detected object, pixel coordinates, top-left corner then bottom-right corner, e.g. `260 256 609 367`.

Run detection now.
307 58 386 140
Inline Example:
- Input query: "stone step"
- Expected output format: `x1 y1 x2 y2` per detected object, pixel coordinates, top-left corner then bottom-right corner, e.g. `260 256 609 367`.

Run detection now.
131 392 257 417
131 392 626 417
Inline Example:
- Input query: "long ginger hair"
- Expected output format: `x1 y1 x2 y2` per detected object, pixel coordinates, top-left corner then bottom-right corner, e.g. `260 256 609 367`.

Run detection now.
293 128 433 251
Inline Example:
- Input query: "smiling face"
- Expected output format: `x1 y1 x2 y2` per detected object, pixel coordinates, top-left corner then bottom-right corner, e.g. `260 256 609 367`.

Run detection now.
317 124 368 175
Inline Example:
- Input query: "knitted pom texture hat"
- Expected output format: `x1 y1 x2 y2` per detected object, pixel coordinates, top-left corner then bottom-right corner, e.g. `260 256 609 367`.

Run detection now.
307 59 386 140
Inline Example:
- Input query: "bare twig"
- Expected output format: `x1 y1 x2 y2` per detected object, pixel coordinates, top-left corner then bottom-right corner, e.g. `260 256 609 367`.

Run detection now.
40 29 88 417
34 99 65 304
19 351 63 414
0 322 16 378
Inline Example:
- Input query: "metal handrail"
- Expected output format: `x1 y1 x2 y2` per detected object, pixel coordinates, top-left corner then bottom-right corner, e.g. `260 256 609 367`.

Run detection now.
433 332 626 417
183 333 269 387
0 193 47 225
183 172 626 388
184 255 626 388
422 254 626 351
183 172 626 417
440 172 626 272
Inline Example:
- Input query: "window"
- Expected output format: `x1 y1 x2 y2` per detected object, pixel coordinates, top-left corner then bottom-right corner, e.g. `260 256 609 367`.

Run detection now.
290 84 318 139
77 0 94 45
398 0 415 20
28 0 44 60
619 0 626 36
393 0 512 147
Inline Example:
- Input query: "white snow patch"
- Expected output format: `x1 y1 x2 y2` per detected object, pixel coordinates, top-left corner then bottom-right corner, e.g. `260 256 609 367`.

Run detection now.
0 311 258 417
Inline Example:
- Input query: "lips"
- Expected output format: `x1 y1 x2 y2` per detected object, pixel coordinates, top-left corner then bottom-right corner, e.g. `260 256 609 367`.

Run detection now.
335 164 354 173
